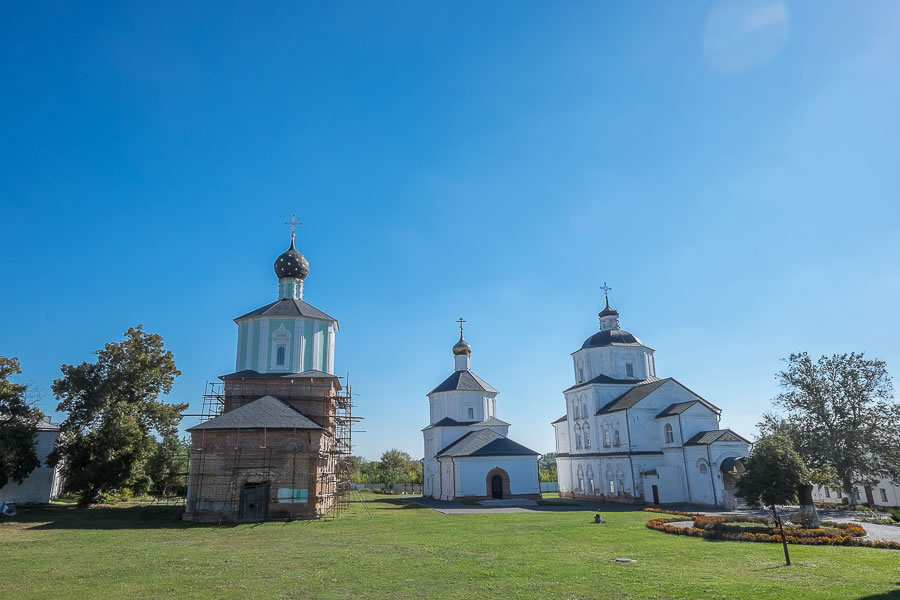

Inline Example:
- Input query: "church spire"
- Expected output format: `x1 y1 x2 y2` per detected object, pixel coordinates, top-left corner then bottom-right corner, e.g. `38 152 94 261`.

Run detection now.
598 282 620 331
274 215 310 300
452 317 472 371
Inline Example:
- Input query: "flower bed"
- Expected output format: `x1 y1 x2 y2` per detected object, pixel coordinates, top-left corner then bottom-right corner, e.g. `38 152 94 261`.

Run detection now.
642 509 899 550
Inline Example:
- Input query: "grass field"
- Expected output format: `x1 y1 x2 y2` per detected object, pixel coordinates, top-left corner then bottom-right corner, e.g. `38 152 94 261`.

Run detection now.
1 494 898 599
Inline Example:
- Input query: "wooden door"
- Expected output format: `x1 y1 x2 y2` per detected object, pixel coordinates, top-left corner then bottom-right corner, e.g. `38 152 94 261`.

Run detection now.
240 483 268 521
864 485 875 506
491 475 503 499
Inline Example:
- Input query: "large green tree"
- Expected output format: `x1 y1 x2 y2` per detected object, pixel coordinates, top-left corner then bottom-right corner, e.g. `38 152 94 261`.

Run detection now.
736 435 809 566
0 357 44 488
378 449 414 486
48 326 187 505
759 352 899 500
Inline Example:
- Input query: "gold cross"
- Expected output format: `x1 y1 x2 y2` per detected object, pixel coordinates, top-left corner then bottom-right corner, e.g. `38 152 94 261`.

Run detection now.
456 317 466 337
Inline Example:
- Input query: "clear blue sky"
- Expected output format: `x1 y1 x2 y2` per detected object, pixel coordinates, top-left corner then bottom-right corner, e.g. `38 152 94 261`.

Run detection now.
2 2 898 460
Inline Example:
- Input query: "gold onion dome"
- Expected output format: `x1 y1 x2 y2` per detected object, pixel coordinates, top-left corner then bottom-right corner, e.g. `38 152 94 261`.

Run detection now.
273 236 310 280
452 335 472 356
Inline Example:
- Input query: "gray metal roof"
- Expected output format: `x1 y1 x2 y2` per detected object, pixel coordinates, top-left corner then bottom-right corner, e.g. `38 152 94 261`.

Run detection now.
424 416 510 430
235 298 337 323
429 369 498 395
436 429 538 458
656 397 721 418
186 395 322 431
684 429 751 446
565 374 658 393
596 378 671 414
581 328 643 349
219 369 338 381
551 414 568 424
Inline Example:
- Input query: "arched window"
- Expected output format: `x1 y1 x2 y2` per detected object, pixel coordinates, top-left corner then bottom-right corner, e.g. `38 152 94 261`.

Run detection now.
577 465 584 492
664 423 674 443
582 401 588 418
699 462 708 474
583 423 591 449
575 424 582 449
573 403 580 419
576 359 584 383
586 465 595 494
616 470 625 495
614 429 621 447
603 430 610 447
276 346 286 366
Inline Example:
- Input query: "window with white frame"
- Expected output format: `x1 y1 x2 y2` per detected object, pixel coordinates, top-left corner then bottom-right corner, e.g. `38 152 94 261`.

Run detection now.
608 480 615 494
625 362 634 378
614 429 620 447
603 430 610 447
664 423 674 443
880 488 888 502
276 345 286 366
824 486 830 498
467 407 474 420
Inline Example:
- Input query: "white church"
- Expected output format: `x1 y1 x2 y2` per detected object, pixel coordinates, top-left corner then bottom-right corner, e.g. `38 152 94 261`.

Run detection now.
422 321 541 502
554 292 751 508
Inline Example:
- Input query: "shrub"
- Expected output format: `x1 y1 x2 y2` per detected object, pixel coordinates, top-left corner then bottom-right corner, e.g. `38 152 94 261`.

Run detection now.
889 508 900 523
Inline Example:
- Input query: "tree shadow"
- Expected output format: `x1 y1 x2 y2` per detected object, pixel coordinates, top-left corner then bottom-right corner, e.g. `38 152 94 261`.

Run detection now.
854 591 900 600
365 497 428 509
5 503 238 530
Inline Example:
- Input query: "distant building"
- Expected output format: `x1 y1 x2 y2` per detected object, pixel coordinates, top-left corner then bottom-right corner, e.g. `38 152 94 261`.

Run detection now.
183 227 353 522
553 293 750 507
422 321 540 502
0 419 65 504
811 479 900 508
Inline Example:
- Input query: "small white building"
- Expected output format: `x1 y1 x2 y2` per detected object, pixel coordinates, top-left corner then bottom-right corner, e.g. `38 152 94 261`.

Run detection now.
422 324 540 501
554 297 750 507
811 479 900 508
0 419 65 504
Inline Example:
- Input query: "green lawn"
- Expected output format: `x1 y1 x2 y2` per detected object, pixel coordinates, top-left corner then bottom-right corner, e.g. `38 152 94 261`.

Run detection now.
1 494 898 599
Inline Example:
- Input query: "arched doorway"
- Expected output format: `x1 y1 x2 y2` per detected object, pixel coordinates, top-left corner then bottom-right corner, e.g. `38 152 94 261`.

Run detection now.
485 467 510 499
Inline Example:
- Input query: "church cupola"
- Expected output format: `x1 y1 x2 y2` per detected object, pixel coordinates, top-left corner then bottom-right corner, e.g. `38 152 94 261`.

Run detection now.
274 216 309 300
598 282 620 331
452 317 472 371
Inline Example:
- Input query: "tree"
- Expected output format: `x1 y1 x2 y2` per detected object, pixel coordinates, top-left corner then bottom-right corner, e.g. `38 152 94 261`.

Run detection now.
0 357 44 489
378 449 413 486
736 435 809 566
539 452 558 483
48 326 187 505
760 352 899 501
144 435 189 497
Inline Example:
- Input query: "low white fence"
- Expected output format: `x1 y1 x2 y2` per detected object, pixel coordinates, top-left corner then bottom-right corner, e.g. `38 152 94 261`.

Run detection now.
351 483 423 494
540 481 559 492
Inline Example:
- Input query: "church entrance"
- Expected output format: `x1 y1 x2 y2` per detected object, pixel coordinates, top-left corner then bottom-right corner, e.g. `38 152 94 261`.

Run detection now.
491 475 504 499
651 485 660 505
240 483 269 522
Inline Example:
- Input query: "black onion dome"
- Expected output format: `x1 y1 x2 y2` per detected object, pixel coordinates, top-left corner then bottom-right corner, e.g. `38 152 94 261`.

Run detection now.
581 329 642 349
273 238 309 280
599 305 619 318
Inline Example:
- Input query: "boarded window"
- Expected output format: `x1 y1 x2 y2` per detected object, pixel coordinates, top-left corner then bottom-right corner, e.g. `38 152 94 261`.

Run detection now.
277 488 308 504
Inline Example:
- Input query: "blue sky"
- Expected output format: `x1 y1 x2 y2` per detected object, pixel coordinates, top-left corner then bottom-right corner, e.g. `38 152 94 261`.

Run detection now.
2 2 898 459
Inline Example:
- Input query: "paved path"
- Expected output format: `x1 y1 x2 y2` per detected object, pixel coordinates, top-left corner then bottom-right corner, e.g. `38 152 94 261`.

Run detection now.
402 496 598 515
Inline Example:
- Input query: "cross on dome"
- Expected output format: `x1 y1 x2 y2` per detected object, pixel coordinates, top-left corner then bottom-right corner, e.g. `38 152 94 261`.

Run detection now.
284 213 303 244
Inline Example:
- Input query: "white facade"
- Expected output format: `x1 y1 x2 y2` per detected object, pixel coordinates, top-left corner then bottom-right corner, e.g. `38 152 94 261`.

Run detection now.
422 331 540 501
810 479 900 508
554 300 750 507
0 422 65 504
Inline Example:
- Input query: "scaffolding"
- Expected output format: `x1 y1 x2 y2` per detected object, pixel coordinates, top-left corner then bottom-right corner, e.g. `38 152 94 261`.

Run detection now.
182 377 360 523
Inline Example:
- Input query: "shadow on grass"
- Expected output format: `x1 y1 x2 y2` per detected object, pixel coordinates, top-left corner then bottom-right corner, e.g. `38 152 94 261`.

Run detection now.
5 503 237 531
365 497 428 509
855 591 900 600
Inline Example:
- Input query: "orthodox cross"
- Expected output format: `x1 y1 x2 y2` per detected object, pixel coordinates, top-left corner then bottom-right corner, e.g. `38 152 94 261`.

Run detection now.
456 317 466 337
600 281 612 305
284 214 303 243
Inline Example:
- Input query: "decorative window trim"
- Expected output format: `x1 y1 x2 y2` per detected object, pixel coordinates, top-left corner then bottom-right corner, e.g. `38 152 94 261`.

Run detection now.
664 423 674 444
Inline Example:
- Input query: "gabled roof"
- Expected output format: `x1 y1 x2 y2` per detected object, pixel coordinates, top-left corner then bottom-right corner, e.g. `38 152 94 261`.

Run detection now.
565 374 658 393
596 378 670 414
436 429 538 458
186 395 322 431
551 414 568 425
424 416 510 429
218 369 341 387
235 298 337 323
429 369 498 395
656 398 721 419
684 429 751 446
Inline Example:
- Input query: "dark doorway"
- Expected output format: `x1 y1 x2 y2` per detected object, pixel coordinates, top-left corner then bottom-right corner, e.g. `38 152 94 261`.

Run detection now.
240 483 268 522
864 485 875 506
651 485 660 505
491 475 503 499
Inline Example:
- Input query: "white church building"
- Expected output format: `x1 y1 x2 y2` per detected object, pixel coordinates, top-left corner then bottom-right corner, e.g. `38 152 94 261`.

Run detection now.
423 321 541 502
554 294 750 508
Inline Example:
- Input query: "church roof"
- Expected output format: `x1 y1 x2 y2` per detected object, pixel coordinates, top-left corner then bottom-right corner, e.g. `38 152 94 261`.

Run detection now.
436 429 538 458
423 416 511 429
564 374 657 393
235 298 337 324
655 399 721 418
596 378 671 414
551 414 568 424
186 395 322 431
218 369 340 385
580 328 644 349
428 369 498 395
684 429 751 446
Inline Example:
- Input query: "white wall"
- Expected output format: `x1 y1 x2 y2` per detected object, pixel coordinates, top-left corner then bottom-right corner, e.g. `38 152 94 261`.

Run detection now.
811 479 900 508
453 456 539 496
0 429 64 504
